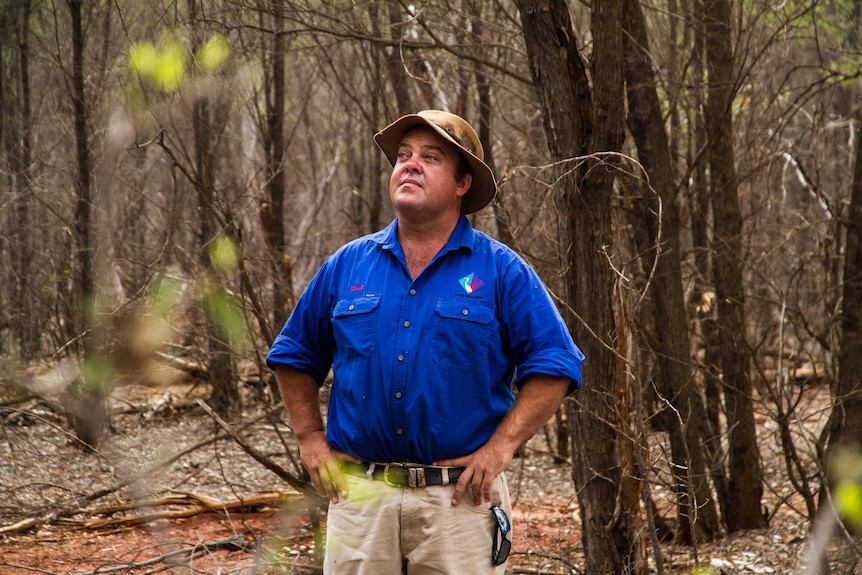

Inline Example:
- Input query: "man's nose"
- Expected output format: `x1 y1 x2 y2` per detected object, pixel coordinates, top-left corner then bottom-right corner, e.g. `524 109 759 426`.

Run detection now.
402 160 420 174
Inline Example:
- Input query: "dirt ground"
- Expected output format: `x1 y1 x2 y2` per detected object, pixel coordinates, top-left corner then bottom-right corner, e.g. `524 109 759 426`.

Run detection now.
0 377 848 574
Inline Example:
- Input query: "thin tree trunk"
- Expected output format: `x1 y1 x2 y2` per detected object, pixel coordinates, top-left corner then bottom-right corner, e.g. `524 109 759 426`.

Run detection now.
19 0 33 355
386 1 412 115
816 101 862 575
703 0 764 531
4 0 34 358
827 108 862 450
517 0 639 572
622 0 719 544
586 4 644 570
472 8 512 246
193 96 241 418
687 0 731 525
67 0 107 447
262 0 290 334
364 1 386 233
190 0 240 418
70 0 93 336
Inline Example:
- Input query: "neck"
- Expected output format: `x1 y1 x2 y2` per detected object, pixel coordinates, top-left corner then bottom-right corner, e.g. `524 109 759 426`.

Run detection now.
397 209 461 242
397 214 460 279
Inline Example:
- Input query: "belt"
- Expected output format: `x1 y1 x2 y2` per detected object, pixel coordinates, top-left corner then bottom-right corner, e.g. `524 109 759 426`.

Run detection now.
340 461 464 488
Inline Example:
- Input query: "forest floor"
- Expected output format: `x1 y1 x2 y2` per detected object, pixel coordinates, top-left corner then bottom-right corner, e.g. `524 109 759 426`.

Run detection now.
0 374 853 574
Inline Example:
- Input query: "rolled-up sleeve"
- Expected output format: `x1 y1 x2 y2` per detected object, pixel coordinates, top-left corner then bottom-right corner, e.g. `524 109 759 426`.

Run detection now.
266 261 336 385
499 259 584 394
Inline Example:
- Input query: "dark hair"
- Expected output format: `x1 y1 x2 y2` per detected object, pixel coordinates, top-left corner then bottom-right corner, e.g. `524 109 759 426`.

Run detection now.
454 152 471 186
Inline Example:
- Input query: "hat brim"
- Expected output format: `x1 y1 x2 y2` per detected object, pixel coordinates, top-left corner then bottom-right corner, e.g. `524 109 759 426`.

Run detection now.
374 114 497 214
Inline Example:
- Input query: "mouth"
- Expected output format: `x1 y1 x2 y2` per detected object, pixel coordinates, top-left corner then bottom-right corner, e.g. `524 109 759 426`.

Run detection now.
399 177 422 188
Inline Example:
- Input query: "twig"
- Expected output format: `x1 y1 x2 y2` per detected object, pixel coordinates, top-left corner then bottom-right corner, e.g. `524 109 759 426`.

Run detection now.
77 535 247 575
195 399 319 501
0 562 61 575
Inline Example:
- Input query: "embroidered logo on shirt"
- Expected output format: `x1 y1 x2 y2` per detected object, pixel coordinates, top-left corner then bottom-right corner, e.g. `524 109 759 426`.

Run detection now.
458 273 485 294
350 285 364 291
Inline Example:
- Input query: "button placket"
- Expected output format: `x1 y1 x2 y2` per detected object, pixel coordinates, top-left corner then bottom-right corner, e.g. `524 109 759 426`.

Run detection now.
391 284 419 450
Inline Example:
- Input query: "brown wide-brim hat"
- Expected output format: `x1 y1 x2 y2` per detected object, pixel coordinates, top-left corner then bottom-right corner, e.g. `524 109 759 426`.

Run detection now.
374 110 497 214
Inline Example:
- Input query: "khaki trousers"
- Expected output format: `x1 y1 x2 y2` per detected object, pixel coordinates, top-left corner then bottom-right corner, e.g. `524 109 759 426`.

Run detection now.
323 472 511 574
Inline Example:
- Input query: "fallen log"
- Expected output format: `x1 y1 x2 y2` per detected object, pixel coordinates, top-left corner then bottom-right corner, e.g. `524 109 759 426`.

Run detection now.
57 490 302 530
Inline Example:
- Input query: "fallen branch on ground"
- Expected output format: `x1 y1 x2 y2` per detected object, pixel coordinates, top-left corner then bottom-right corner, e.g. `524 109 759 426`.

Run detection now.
0 411 281 536
0 534 251 575
55 490 302 530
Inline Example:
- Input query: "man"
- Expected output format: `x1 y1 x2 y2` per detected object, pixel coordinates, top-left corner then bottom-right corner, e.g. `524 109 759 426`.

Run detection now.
266 110 583 574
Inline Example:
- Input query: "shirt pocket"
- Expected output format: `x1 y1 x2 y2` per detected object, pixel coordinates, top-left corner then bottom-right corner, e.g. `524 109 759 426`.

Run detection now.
332 295 380 363
431 299 496 370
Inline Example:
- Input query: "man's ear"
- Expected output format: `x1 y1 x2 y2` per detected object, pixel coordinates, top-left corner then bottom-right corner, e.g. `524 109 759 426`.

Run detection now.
455 173 473 198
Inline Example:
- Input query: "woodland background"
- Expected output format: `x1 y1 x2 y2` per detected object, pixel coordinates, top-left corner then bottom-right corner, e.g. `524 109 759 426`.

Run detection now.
2 0 862 574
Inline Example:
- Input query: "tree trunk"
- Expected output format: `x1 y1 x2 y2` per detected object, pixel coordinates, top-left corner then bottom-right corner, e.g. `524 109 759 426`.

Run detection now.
586 4 644 571
262 0 290 335
686 0 731 525
703 0 765 531
189 1 240 418
827 107 862 451
4 0 34 358
192 95 241 418
68 0 107 448
472 8 513 246
70 0 93 341
386 1 412 116
622 0 719 544
517 0 640 572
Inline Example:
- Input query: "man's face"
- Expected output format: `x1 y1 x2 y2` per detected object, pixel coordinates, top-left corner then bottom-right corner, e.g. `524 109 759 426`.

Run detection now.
389 126 472 219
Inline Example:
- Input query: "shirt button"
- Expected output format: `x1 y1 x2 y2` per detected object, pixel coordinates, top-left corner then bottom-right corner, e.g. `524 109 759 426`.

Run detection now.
395 392 402 399
462 309 469 316
348 304 355 311
409 289 416 295
398 354 405 361
403 321 410 328
396 428 403 435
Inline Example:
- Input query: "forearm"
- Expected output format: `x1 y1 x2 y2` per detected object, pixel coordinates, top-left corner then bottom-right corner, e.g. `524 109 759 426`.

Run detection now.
276 365 356 502
275 365 325 444
487 374 570 456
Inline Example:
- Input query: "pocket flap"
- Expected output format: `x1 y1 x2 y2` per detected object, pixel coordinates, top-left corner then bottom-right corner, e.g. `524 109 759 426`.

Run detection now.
333 295 380 317
435 299 494 324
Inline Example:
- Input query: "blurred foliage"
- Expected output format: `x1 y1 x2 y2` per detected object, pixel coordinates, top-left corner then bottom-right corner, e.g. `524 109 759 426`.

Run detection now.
128 30 187 91
210 234 241 273
196 34 231 72
202 282 252 354
831 447 862 528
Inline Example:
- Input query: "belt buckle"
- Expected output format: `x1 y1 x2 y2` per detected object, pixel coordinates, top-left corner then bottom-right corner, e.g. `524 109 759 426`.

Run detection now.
383 464 406 487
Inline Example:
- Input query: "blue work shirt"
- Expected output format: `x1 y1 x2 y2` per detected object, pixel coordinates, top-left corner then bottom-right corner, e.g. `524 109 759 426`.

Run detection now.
266 215 584 464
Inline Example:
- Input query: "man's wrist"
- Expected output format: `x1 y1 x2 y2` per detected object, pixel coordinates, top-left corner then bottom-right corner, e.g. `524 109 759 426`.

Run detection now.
295 428 327 445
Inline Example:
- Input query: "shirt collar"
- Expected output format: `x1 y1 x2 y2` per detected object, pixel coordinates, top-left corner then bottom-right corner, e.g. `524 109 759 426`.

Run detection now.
375 215 475 254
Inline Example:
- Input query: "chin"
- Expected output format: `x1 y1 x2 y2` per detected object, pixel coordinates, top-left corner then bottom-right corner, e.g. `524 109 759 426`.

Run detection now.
393 195 423 210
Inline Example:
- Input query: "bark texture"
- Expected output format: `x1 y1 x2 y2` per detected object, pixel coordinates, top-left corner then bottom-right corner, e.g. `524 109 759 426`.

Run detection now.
703 0 765 531
622 0 719 543
517 0 639 572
